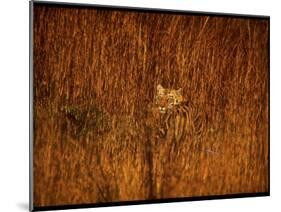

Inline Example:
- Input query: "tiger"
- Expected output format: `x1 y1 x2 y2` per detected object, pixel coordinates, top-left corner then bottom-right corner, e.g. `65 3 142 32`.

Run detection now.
154 84 206 143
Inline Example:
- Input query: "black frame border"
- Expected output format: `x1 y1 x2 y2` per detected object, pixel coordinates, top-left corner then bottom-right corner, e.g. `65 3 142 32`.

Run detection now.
33 192 269 211
29 0 270 211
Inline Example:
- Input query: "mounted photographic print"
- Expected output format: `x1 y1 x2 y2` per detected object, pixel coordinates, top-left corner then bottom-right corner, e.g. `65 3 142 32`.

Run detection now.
30 1 270 211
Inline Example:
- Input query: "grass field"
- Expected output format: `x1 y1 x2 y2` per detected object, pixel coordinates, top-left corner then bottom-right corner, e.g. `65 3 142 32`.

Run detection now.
33 3 269 207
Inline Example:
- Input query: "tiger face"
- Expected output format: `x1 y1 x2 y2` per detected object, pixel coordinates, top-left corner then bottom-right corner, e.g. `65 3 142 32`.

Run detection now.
155 84 183 114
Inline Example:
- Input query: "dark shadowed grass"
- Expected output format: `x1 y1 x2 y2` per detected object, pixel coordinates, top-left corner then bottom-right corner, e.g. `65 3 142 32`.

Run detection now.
33 4 269 207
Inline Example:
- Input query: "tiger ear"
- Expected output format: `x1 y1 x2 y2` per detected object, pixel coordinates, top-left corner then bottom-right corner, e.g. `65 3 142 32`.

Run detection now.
177 88 183 95
157 84 164 92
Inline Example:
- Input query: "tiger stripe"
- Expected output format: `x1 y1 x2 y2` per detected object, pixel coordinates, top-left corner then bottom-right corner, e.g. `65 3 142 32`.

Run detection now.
161 101 206 142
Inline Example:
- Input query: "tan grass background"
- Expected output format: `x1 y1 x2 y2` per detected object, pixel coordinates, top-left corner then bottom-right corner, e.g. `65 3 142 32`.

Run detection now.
33 4 269 207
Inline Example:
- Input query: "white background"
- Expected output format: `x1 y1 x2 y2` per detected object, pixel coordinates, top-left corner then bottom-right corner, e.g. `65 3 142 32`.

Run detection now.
0 0 279 211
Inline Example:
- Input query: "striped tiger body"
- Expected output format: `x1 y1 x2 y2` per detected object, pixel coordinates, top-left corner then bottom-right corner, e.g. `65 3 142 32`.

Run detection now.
162 101 205 142
154 84 206 142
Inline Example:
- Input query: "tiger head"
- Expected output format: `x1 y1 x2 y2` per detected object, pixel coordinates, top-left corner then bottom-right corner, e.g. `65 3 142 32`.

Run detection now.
155 84 184 114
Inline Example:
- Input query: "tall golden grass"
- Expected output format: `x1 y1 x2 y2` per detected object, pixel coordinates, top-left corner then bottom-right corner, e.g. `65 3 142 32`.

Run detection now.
33 4 269 207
